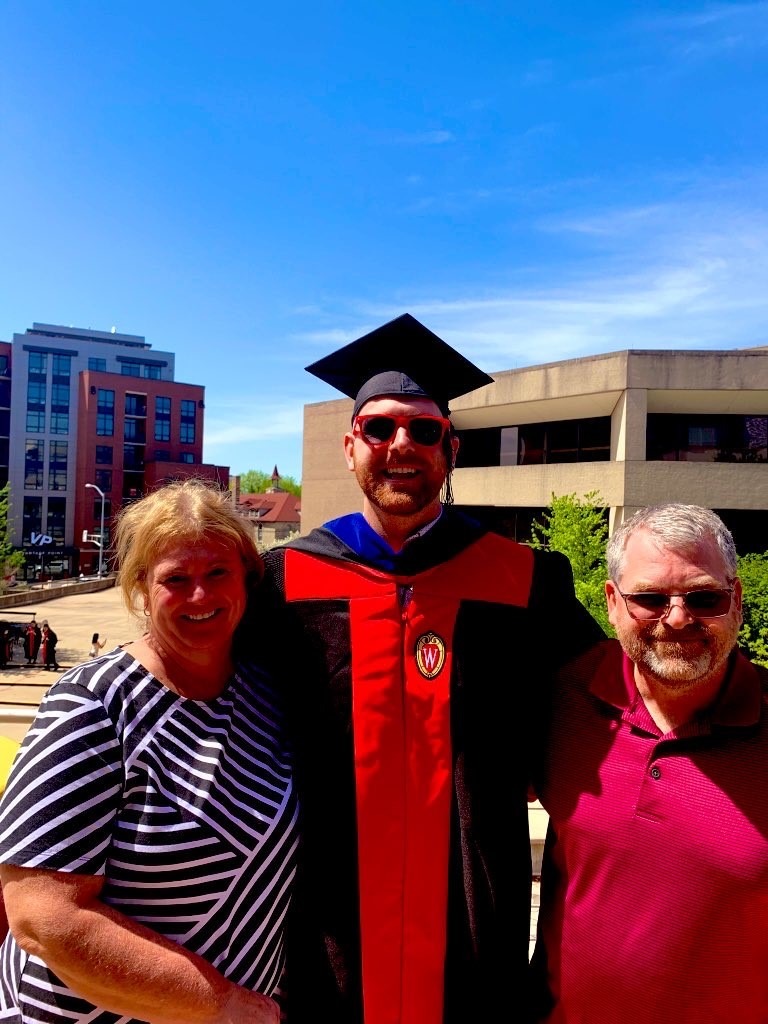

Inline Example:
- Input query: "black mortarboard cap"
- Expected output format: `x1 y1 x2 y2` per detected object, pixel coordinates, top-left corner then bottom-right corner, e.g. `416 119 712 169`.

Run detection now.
305 313 494 418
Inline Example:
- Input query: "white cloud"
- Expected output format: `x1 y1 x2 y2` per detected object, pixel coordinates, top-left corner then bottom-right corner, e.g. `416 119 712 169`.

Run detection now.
291 327 358 349
350 185 768 367
635 2 768 59
391 130 455 145
204 179 768 478
523 59 555 86
540 203 670 237
641 1 768 31
204 400 305 446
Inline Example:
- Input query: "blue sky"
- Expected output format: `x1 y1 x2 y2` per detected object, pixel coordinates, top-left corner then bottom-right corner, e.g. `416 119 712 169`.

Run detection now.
2 1 767 481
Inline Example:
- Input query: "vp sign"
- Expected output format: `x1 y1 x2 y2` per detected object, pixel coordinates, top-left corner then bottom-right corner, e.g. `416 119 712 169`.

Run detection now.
30 532 53 546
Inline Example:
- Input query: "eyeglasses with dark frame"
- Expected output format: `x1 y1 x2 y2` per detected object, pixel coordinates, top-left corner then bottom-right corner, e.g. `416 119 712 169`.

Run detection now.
615 587 735 621
352 414 451 448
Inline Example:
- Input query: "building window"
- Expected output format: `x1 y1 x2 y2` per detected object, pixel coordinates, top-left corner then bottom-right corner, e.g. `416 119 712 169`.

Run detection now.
647 415 768 463
26 351 47 432
50 412 69 433
124 393 147 444
154 449 171 461
517 419 611 465
688 425 717 448
95 469 112 492
455 417 611 469
95 445 113 464
28 351 47 374
52 353 71 379
88 357 107 372
97 389 115 436
25 440 44 488
123 445 144 471
25 380 46 432
155 396 171 441
48 441 68 491
50 356 71 433
180 400 196 444
179 452 196 464
499 427 519 466
125 393 147 417
22 497 43 544
124 418 146 443
121 362 161 379
49 382 70 434
0 354 9 375
47 497 66 546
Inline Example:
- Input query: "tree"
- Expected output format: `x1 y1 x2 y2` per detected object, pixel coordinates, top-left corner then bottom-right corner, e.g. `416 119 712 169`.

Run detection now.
530 491 613 635
238 470 301 497
0 483 24 592
239 470 271 493
737 552 768 668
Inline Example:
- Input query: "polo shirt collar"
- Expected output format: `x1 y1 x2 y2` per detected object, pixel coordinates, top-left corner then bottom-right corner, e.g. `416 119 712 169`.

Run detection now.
710 650 764 727
588 642 763 729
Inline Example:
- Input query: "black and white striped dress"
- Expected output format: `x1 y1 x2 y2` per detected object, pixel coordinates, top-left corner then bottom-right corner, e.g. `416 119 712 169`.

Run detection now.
0 648 299 1023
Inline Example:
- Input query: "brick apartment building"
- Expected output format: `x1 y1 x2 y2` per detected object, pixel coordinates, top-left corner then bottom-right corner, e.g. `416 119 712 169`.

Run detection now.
6 323 229 580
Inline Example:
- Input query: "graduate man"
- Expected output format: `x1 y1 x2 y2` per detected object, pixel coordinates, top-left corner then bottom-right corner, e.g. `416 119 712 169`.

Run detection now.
262 313 603 1024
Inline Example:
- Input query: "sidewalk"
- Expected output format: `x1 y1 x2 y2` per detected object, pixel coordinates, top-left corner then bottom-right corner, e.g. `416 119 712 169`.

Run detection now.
0 585 143 741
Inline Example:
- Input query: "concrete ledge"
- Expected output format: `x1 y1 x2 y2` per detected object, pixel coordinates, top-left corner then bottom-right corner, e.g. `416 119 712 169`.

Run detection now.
0 576 115 610
0 707 37 724
0 709 37 743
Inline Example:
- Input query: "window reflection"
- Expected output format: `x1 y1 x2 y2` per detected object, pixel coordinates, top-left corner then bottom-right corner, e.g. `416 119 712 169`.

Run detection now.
456 417 611 469
647 415 768 462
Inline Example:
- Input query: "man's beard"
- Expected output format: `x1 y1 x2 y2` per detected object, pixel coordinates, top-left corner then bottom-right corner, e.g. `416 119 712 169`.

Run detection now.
355 462 444 518
617 619 738 691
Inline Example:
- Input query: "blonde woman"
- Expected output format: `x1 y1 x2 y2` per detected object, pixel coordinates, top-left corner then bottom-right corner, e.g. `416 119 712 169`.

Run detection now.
0 480 298 1023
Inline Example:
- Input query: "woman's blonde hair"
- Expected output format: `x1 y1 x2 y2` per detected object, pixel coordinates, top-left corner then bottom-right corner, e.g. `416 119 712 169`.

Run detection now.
114 479 262 619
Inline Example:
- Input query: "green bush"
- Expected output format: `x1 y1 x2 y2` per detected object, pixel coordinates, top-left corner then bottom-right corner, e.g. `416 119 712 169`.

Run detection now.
737 552 768 668
530 491 614 636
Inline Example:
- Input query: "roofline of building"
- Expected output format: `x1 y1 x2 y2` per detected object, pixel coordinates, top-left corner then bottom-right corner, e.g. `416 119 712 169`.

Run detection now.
26 323 148 348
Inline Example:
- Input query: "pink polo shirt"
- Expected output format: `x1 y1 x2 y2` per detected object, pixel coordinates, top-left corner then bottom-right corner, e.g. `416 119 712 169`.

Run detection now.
533 640 768 1024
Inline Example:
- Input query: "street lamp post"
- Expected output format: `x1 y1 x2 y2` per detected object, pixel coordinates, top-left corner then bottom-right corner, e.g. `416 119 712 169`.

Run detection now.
85 482 106 577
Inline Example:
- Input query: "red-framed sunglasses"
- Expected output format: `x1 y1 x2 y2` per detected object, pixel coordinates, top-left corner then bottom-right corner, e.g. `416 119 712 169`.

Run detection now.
352 414 451 448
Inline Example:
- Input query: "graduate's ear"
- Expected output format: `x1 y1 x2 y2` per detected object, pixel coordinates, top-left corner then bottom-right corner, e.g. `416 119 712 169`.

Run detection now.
450 433 459 468
344 431 356 471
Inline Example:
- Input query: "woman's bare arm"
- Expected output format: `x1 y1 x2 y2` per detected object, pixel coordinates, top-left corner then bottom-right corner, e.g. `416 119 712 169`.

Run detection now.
0 865 279 1024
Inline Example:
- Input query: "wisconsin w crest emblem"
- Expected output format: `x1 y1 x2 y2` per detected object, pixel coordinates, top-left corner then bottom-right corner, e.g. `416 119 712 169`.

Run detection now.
415 632 446 679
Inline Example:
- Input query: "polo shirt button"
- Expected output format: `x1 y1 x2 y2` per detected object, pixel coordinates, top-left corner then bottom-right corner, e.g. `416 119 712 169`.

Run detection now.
650 766 661 780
